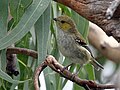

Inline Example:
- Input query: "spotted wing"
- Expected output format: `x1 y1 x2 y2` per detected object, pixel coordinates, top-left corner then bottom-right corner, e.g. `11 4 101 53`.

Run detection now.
75 38 94 57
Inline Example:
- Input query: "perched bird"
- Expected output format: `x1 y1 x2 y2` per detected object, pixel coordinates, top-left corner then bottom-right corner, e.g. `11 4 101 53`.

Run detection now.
53 15 104 71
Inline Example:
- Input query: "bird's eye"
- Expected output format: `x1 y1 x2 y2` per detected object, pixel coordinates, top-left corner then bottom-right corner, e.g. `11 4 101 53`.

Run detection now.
61 20 65 23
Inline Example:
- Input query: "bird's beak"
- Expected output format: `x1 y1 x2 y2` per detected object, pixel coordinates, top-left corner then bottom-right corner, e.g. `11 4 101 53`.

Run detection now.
53 18 57 21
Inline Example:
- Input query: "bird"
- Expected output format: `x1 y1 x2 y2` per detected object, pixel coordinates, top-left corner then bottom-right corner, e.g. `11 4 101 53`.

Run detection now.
53 15 104 71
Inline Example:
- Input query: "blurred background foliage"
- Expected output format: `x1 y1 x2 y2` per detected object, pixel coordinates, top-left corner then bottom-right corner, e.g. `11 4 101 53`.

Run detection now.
0 0 117 90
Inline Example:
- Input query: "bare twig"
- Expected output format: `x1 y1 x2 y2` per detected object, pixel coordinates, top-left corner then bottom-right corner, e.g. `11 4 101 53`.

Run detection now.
34 62 47 90
7 47 38 58
34 55 116 90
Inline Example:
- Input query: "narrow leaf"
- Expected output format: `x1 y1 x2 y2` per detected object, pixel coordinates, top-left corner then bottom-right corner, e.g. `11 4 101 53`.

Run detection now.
0 0 8 77
35 3 51 64
0 69 31 84
0 0 51 50
71 10 89 40
0 0 8 38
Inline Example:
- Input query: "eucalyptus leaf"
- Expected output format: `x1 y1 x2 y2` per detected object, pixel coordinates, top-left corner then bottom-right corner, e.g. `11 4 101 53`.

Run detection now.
35 3 57 90
0 69 31 84
84 64 95 80
71 10 89 40
0 0 51 50
23 81 29 90
10 84 17 90
0 0 8 38
0 50 7 72
0 0 8 80
35 3 51 65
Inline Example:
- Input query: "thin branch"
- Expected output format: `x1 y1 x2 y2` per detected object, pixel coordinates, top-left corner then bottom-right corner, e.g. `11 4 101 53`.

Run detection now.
7 47 38 58
34 62 47 90
34 55 116 90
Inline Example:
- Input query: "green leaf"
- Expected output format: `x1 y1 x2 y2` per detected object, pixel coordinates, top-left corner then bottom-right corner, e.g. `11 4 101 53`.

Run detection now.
84 64 95 80
10 84 17 90
21 0 33 9
35 3 57 90
30 27 36 46
0 0 51 50
27 32 36 71
0 0 8 38
58 3 71 16
73 84 85 90
44 68 56 90
35 3 51 65
73 64 95 90
9 0 33 25
23 81 29 90
15 33 31 90
9 0 22 24
0 50 7 71
56 75 62 90
0 0 8 83
0 69 31 84
50 23 60 60
71 10 89 40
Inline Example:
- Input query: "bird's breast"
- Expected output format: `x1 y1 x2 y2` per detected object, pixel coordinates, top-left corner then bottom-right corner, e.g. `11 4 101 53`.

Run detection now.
57 30 75 57
57 29 89 64
57 30 82 60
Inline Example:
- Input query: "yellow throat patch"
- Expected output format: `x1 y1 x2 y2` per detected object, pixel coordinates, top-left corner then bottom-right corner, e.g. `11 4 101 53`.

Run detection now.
61 23 71 31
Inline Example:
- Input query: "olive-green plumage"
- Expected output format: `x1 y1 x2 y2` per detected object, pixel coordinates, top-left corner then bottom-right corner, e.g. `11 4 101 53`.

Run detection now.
54 15 103 70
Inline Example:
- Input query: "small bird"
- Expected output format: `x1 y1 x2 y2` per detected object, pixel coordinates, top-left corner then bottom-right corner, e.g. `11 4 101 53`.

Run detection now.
53 15 104 71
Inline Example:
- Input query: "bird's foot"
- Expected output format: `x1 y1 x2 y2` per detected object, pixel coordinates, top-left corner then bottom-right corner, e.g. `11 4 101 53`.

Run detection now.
61 63 73 72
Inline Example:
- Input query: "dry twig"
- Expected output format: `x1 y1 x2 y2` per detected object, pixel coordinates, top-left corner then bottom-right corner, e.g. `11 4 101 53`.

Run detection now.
34 55 116 90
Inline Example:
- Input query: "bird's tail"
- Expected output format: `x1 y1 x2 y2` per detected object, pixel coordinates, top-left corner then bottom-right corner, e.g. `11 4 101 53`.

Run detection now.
90 58 104 71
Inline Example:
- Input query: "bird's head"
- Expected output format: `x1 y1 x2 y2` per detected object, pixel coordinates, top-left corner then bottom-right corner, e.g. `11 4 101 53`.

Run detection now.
53 15 76 33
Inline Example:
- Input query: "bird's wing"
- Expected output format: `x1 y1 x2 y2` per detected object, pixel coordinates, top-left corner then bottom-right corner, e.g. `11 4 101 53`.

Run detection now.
74 32 86 46
74 34 94 57
72 30 94 57
73 32 104 70
82 45 94 58
75 37 86 46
